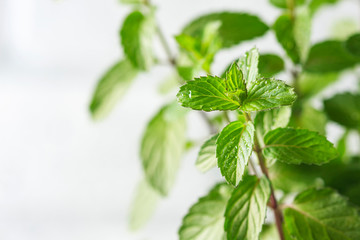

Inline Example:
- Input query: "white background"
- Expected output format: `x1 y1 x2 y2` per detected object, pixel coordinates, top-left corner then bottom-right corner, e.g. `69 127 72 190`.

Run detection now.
0 0 359 239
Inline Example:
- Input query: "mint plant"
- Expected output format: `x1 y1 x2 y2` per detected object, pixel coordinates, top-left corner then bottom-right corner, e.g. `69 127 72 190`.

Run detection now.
88 0 360 239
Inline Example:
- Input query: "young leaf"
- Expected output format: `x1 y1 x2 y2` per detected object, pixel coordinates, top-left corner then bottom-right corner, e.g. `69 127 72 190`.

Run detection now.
241 78 296 112
179 183 233 240
304 40 360 72
255 107 291 139
238 47 259 87
120 10 155 70
324 93 360 129
128 179 161 231
263 128 338 165
225 63 246 93
224 175 271 240
294 6 311 63
89 59 138 120
216 121 255 186
273 14 300 63
177 76 240 111
182 12 269 48
141 102 187 195
283 188 360 240
258 54 285 77
196 134 218 173
345 33 360 57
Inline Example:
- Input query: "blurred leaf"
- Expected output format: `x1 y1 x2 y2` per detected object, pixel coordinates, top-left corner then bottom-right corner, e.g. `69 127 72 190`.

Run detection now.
269 162 322 193
120 10 155 70
283 188 360 240
183 12 269 48
309 0 339 15
345 33 360 57
158 73 180 95
177 76 240 111
89 59 138 120
179 183 233 240
216 121 255 186
260 225 278 240
294 6 311 63
269 0 305 9
264 128 338 165
225 175 270 240
120 0 143 4
242 78 296 112
258 54 285 77
273 14 300 63
128 179 161 231
331 19 359 40
141 102 187 195
196 134 218 173
304 40 360 73
176 65 201 81
298 72 339 98
324 92 360 129
298 104 327 135
337 130 349 159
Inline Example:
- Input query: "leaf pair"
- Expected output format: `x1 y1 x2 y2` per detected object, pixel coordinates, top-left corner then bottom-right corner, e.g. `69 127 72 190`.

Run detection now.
179 176 271 240
177 49 296 113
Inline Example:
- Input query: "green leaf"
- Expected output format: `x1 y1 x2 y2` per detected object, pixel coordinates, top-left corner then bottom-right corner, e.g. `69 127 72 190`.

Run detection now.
263 128 338 165
297 104 327 135
304 40 360 73
294 7 311 63
89 59 138 120
309 0 339 15
241 78 296 112
120 10 155 70
269 162 322 193
345 33 360 57
298 72 339 98
324 93 360 129
258 54 285 77
183 12 269 48
260 225 279 240
225 175 271 240
141 102 187 195
216 121 255 186
269 0 305 9
179 183 233 240
177 76 240 111
238 47 259 87
283 188 360 240
128 179 161 231
273 14 300 63
196 134 218 173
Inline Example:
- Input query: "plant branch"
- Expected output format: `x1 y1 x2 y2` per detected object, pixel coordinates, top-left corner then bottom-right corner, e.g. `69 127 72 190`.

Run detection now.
246 113 285 240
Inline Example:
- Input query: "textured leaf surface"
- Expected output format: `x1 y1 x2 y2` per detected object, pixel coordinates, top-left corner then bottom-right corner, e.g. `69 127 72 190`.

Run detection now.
239 47 259 87
346 33 360 57
264 128 338 165
177 76 240 111
141 103 187 195
120 11 155 70
284 188 360 240
304 40 360 72
89 59 138 120
324 93 360 129
128 179 160 231
216 121 255 186
273 14 300 63
225 175 271 240
196 134 218 173
179 183 232 240
183 12 269 48
242 78 296 112
258 54 285 77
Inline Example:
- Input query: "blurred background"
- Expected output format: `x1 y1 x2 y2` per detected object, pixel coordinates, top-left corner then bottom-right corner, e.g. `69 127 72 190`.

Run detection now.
0 0 359 239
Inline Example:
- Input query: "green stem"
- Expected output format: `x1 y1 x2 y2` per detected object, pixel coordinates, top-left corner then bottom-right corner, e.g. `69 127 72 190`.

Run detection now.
287 0 296 20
